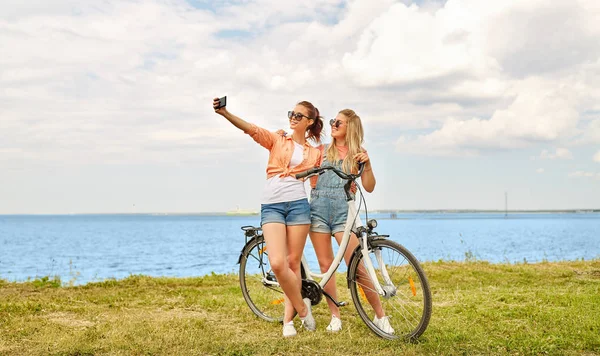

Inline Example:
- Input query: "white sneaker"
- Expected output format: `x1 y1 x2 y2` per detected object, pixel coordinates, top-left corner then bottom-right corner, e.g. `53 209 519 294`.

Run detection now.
300 298 316 331
283 321 297 337
373 315 395 334
326 315 342 332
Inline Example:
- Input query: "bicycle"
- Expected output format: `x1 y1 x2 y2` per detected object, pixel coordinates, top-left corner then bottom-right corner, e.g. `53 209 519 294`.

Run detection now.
237 164 432 341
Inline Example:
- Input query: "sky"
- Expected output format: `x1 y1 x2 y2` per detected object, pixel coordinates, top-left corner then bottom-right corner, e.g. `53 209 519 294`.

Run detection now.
1 0 599 214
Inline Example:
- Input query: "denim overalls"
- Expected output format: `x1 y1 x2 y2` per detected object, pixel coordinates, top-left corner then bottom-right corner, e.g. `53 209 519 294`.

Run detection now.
310 145 354 235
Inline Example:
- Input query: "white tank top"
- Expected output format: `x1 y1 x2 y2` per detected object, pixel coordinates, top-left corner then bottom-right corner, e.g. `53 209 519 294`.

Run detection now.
261 141 307 204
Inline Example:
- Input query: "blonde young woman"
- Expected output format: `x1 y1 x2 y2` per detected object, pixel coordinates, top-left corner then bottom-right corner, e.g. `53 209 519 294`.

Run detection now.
213 98 323 337
309 109 393 333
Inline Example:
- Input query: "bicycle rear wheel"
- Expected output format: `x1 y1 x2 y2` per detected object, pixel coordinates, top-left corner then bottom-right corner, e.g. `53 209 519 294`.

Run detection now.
239 236 284 323
348 239 432 341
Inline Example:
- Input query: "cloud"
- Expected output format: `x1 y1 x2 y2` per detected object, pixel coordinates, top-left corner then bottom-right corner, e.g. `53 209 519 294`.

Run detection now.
0 0 265 165
594 151 600 163
540 148 573 160
342 0 600 85
2 0 600 165
578 119 600 145
346 0 600 156
483 0 600 77
396 77 581 155
568 171 600 178
342 2 501 91
536 168 544 174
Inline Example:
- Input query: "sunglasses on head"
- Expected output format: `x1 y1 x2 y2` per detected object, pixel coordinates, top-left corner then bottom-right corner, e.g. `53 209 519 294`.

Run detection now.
329 119 344 128
288 111 310 122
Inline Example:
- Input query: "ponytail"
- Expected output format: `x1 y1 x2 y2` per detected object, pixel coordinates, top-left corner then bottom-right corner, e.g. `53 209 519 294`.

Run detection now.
297 101 323 143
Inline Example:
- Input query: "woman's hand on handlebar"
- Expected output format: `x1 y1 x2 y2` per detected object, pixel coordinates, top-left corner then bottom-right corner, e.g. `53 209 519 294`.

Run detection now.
353 151 370 164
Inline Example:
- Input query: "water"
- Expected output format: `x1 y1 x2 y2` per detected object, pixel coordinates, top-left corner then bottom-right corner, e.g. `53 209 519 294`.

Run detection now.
1 213 598 285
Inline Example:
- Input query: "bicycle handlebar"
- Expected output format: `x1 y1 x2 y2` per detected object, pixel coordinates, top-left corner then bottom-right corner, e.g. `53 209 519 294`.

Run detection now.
295 162 365 181
295 167 317 180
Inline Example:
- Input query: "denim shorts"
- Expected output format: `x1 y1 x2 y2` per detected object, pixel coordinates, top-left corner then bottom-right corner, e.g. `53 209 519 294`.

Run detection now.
260 198 311 226
310 190 350 235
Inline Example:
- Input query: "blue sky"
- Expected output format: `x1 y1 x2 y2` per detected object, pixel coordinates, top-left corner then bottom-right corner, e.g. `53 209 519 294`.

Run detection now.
1 0 599 214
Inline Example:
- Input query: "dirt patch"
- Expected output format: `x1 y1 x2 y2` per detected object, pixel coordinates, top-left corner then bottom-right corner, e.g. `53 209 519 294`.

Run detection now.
151 308 207 321
100 308 209 323
47 312 95 328
573 269 600 278
433 301 457 308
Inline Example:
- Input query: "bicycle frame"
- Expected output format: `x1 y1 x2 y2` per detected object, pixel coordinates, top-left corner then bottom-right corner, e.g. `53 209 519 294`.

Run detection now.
301 196 388 297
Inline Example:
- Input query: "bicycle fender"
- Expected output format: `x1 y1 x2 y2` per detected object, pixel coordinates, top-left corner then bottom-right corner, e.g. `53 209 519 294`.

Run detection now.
237 237 262 264
346 245 363 289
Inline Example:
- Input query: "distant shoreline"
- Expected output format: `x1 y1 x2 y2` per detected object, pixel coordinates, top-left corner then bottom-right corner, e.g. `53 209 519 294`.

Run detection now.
2 209 599 216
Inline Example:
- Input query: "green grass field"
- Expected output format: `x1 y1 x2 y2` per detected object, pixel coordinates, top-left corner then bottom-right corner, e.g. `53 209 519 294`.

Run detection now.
1 260 599 355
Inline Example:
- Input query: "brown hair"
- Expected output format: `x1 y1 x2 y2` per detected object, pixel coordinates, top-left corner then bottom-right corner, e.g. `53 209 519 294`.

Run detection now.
297 101 323 143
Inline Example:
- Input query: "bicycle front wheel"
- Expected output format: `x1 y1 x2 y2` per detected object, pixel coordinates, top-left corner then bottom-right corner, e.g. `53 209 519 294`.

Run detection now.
348 239 432 341
239 236 284 323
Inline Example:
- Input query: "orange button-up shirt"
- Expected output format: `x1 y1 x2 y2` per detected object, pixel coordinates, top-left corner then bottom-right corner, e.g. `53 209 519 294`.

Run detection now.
245 124 322 179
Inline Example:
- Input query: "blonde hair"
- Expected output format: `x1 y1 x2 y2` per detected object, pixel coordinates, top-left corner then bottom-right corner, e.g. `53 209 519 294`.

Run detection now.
326 109 364 174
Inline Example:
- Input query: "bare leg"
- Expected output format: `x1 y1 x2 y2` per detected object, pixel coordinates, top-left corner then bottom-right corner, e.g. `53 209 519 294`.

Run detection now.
262 223 308 323
310 231 340 318
285 224 310 321
333 231 385 318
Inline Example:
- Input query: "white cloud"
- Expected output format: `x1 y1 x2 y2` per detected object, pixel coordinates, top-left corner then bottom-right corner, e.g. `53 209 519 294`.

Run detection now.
396 78 581 155
343 0 600 85
536 168 544 174
1 0 600 166
483 0 600 77
568 171 600 178
540 148 573 160
342 2 500 90
346 0 600 156
578 119 600 145
594 151 600 162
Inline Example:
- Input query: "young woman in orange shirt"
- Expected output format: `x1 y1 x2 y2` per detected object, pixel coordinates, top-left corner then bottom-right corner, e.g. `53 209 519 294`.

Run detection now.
213 98 323 337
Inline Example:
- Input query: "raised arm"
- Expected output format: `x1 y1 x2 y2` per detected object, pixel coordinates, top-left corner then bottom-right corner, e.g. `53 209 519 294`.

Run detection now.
213 97 252 132
212 97 276 150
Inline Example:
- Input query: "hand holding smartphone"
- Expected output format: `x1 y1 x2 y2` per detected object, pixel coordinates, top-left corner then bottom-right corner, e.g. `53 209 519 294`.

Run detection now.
214 96 227 110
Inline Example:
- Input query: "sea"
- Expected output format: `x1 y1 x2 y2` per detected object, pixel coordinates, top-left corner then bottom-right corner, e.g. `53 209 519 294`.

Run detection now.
1 213 598 285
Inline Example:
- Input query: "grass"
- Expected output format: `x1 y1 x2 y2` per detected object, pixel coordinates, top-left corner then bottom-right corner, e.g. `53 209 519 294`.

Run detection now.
1 261 599 355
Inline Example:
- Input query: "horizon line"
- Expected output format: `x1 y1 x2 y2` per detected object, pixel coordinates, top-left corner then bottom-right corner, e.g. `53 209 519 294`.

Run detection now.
2 208 600 216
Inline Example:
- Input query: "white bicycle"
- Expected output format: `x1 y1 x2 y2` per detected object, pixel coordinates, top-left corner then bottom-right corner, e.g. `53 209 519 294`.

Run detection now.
238 164 432 340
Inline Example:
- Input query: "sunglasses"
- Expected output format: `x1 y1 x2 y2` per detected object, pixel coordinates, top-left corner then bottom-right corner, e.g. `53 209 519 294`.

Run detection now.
288 111 310 122
329 119 344 128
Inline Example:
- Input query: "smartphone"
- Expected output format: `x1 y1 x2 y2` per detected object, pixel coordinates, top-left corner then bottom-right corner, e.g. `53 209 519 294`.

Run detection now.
216 96 227 109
